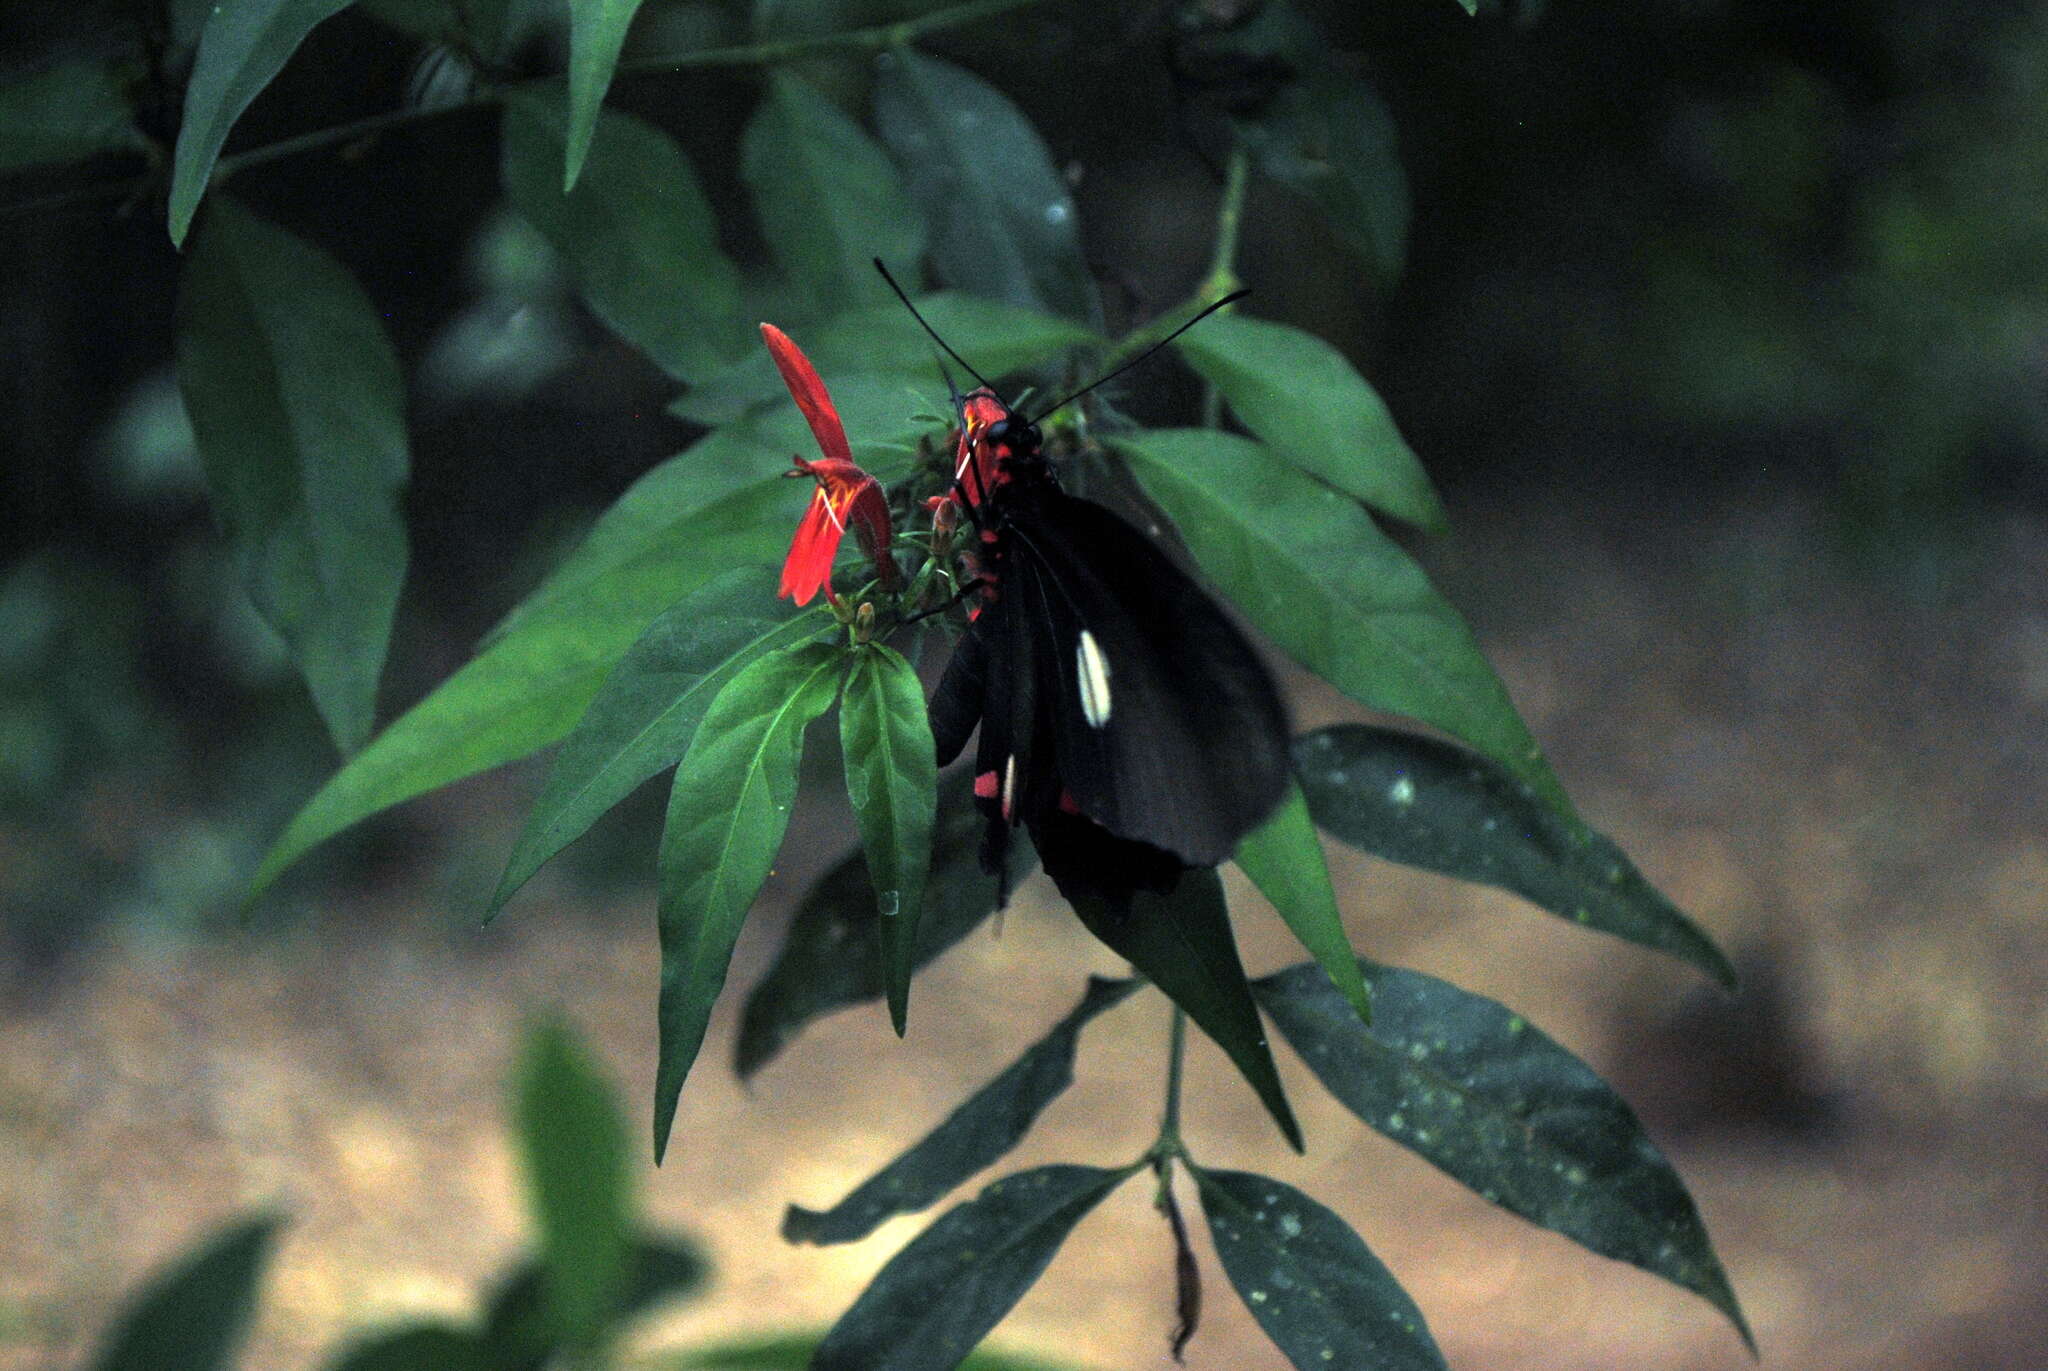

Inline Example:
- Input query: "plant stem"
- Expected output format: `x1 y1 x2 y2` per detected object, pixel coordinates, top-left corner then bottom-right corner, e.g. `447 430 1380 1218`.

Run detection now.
625 0 1044 72
1199 144 1251 429
1159 1003 1188 1147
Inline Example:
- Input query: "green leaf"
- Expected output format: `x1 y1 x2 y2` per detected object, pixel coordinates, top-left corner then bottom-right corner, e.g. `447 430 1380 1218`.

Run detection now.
564 0 646 191
249 475 797 898
514 1016 633 1346
812 1164 1137 1371
91 1213 281 1371
488 577 829 917
734 769 1035 1079
0 60 144 172
840 643 937 1034
1175 313 1444 530
672 295 1094 427
1254 960 1754 1349
167 0 357 245
742 71 925 315
784 976 1142 1246
1192 1167 1444 1371
872 48 1098 325
1234 780 1371 1024
1237 65 1409 283
325 1324 489 1371
501 87 744 382
1066 868 1302 1152
1114 429 1568 814
177 196 408 754
654 640 847 1160
1295 725 1737 986
480 1235 710 1371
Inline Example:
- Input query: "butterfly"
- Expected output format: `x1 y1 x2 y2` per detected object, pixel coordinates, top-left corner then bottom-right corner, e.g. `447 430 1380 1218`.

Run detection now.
888 269 1293 909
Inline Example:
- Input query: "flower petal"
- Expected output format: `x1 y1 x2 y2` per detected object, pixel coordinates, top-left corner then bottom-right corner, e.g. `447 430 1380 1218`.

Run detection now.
761 322 853 466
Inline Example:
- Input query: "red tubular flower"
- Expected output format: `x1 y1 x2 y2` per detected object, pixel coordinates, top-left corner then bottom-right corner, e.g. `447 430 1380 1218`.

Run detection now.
760 323 895 605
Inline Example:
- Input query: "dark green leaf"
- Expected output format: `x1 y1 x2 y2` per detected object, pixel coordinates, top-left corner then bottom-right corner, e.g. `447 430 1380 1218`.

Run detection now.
784 976 1141 1246
1234 780 1371 1024
839 644 937 1034
742 72 925 314
1254 960 1754 1349
654 641 847 1159
564 0 647 191
1295 725 1737 986
1115 429 1568 814
177 196 408 754
1237 66 1409 283
1175 312 1443 530
481 1235 710 1371
812 1164 1136 1371
1192 1167 1444 1371
672 295 1093 427
1067 868 1302 1151
501 87 744 382
167 0 356 245
0 60 144 172
489 577 830 917
91 1213 281 1371
248 475 797 898
735 769 1034 1079
515 1016 634 1346
872 48 1098 325
325 1324 489 1371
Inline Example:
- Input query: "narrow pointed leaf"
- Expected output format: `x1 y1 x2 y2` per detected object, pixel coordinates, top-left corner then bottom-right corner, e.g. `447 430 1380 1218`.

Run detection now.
1234 780 1371 1024
502 87 744 382
249 477 799 898
1296 725 1737 986
735 769 1035 1079
812 1164 1137 1371
1255 960 1753 1349
0 60 145 172
873 48 1097 325
481 1235 708 1369
785 976 1141 1246
1193 1167 1444 1371
326 1324 489 1371
672 295 1094 427
654 641 846 1160
563 0 646 191
177 196 408 754
743 72 924 314
1176 313 1443 530
489 577 830 917
515 1017 633 1346
91 1214 281 1371
840 644 937 1034
1067 868 1302 1151
1115 429 1567 814
167 0 356 245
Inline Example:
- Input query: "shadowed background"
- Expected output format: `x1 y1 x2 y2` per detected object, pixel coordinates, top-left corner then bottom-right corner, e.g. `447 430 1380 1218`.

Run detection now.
4 1 2045 1368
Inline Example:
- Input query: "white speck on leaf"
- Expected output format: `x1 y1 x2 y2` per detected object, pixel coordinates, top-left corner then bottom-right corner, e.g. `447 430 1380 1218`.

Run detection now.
1387 775 1417 806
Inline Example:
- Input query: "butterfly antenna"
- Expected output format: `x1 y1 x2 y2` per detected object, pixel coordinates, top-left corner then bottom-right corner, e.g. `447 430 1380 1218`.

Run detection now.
1025 287 1250 426
874 258 999 394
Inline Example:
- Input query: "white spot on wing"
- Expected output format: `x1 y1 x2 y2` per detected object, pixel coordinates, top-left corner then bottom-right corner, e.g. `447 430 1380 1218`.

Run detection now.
1077 629 1112 728
1001 753 1018 821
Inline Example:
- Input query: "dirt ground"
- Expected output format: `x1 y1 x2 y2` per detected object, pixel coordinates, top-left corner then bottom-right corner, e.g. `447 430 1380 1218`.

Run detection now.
6 487 2046 1371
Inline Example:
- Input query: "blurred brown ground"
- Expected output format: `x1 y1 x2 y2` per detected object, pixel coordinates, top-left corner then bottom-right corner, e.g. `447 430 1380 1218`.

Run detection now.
6 487 2047 1371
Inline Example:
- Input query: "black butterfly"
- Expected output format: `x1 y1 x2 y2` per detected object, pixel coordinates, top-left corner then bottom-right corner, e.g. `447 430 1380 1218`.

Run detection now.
889 269 1292 910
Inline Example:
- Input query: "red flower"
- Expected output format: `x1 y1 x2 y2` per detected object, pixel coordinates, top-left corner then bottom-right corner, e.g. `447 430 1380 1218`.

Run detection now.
760 323 895 605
